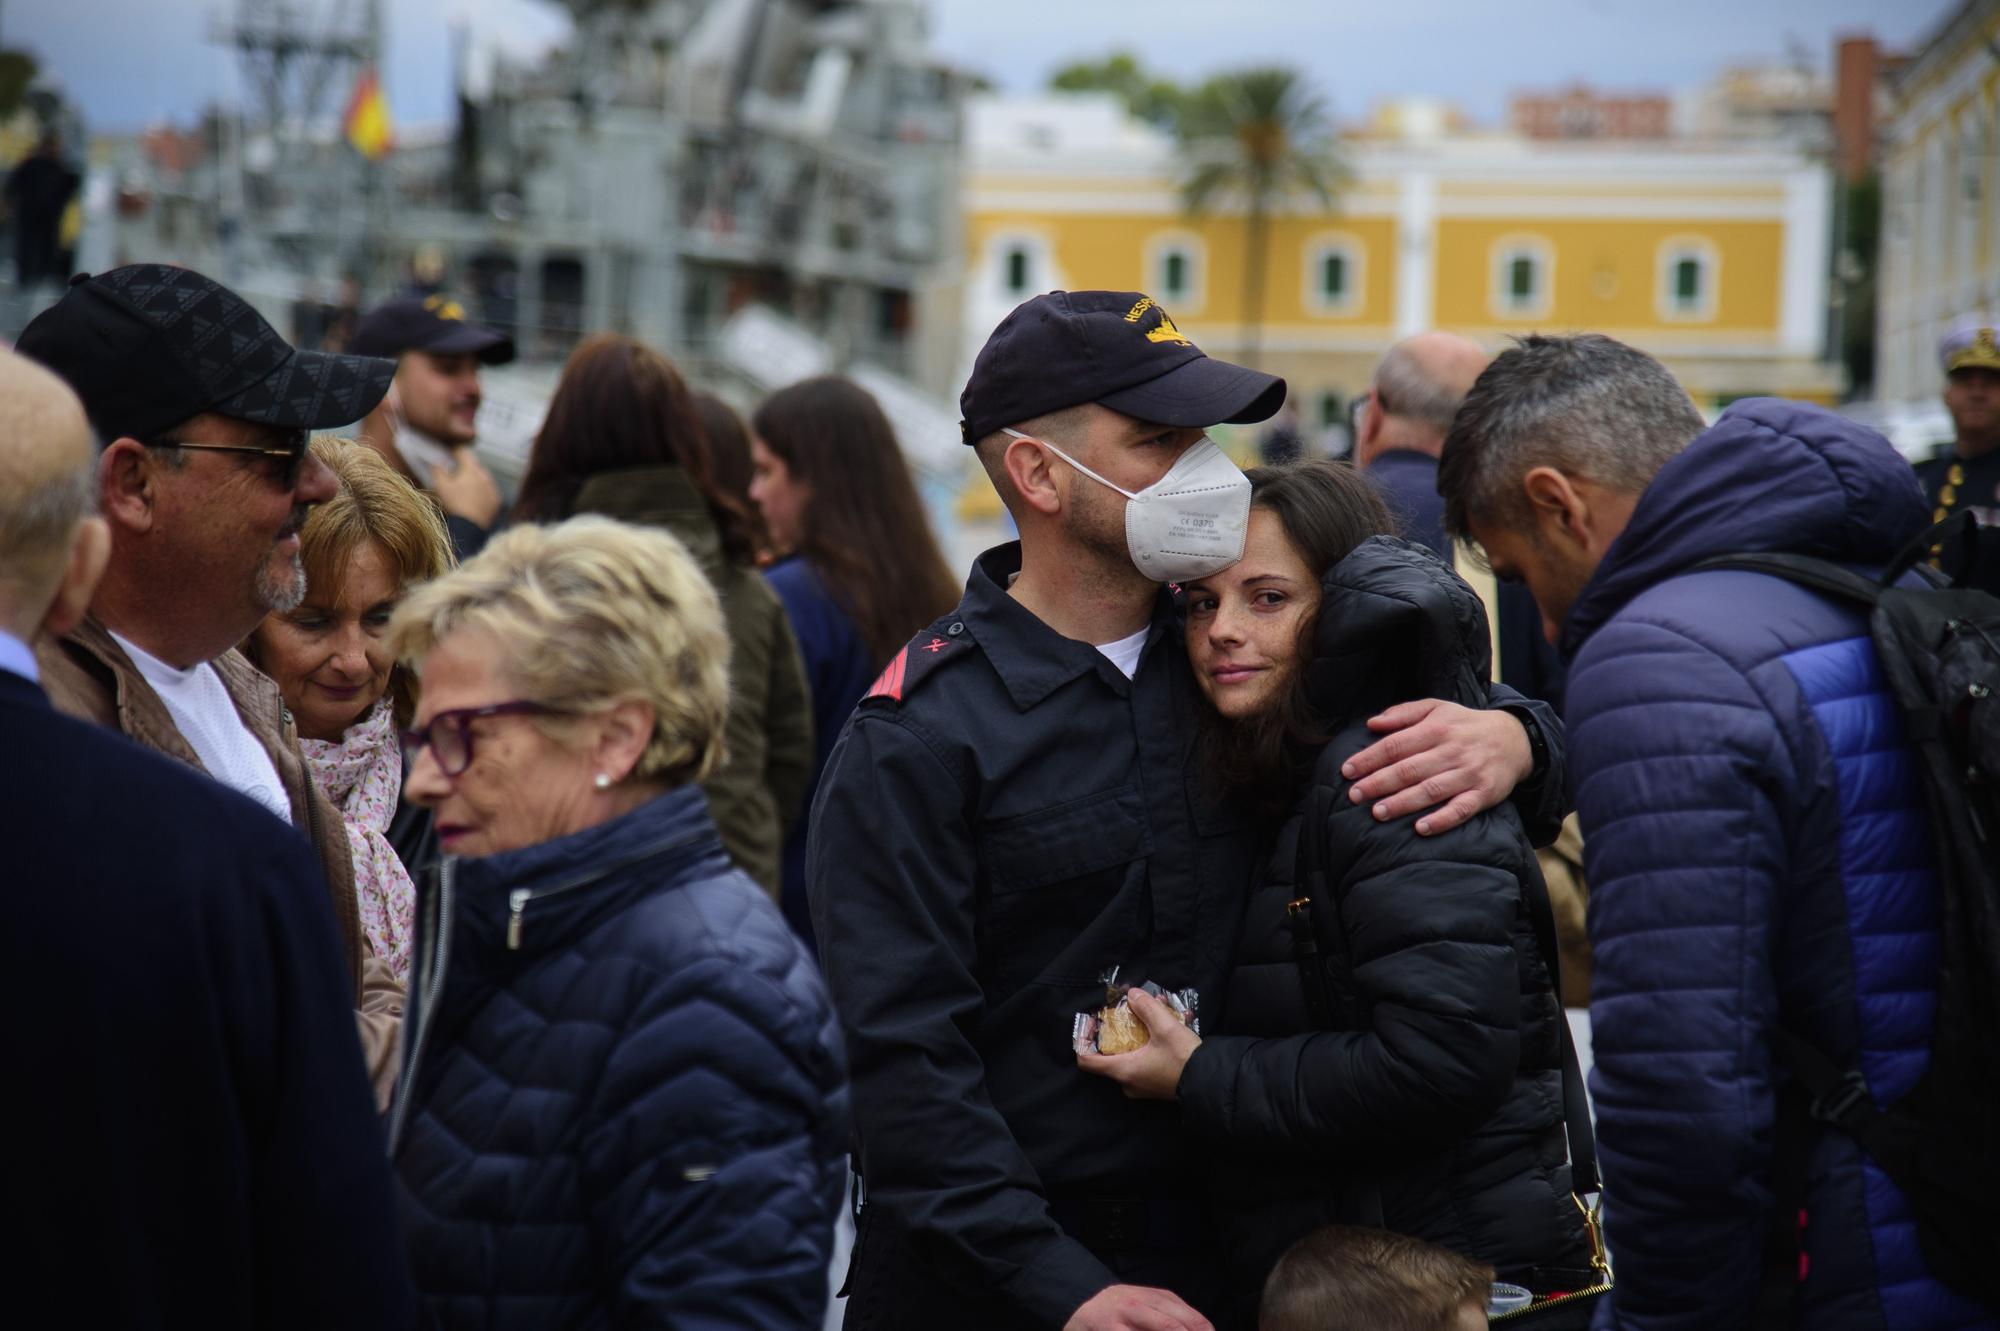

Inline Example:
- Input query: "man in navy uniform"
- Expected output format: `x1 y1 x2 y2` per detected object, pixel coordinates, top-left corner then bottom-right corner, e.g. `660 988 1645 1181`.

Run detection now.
809 291 1568 1331
1915 318 2000 590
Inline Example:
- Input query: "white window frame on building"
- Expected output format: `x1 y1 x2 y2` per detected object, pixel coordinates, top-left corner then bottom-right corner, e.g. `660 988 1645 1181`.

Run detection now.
1303 233 1365 316
1146 231 1206 313
1490 236 1554 320
990 233 1053 301
1657 237 1720 322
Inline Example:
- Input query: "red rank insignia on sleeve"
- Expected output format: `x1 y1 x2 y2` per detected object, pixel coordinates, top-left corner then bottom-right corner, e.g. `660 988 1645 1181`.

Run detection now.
866 647 910 701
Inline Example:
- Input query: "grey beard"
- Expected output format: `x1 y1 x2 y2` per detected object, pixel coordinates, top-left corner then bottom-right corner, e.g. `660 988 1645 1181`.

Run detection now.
257 548 307 613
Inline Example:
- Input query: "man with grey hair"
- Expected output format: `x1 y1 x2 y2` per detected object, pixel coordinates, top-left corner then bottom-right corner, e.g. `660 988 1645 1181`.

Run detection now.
0 346 415 1328
1437 333 1983 1326
16 263 408 1106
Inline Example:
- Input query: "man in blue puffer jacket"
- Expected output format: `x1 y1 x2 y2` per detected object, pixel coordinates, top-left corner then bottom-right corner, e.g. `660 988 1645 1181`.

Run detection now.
1436 334 1996 1331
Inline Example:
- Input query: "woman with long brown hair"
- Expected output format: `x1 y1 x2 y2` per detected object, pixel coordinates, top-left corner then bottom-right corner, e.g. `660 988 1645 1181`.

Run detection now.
749 374 960 943
1078 461 1594 1323
513 334 814 901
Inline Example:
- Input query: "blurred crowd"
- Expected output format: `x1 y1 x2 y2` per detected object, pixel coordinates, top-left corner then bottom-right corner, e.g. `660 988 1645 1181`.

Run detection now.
3 262 1996 1331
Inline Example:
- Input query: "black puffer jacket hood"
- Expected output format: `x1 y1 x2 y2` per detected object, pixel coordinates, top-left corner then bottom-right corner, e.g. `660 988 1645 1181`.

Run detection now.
1178 538 1588 1312
1305 535 1492 718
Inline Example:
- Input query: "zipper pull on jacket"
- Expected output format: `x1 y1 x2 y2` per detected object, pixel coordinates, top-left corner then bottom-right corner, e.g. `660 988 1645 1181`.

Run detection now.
507 888 529 950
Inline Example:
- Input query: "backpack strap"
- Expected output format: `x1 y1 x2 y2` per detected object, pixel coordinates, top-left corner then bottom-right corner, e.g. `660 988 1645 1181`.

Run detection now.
1690 551 1886 605
1885 510 1984 585
1774 1027 1880 1136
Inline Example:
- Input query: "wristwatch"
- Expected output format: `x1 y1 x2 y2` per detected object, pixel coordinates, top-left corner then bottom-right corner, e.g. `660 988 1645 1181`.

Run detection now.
1502 705 1550 783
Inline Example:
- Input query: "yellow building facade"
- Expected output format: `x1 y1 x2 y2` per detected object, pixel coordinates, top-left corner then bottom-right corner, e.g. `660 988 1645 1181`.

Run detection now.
1876 0 2000 408
963 95 1842 442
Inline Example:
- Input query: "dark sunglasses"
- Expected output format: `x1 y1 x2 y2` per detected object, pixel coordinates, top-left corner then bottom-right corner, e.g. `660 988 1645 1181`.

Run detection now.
400 701 570 778
154 429 311 488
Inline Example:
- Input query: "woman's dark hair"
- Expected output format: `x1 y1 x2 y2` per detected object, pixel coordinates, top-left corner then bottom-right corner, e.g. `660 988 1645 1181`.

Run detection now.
692 390 766 553
693 391 754 500
751 375 960 669
514 334 760 564
1204 459 1395 806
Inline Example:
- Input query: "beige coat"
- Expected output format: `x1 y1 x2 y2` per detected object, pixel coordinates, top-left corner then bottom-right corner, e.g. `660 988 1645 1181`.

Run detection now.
37 618 404 1107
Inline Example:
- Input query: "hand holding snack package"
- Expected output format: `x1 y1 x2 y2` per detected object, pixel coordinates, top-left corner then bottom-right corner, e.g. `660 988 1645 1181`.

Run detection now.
1072 967 1200 1055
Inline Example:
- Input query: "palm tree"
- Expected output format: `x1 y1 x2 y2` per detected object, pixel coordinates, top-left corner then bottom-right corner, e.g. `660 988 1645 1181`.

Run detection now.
1178 68 1344 368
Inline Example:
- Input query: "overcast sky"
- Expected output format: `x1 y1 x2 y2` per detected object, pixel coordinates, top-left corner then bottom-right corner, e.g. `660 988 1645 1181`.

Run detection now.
6 0 1956 135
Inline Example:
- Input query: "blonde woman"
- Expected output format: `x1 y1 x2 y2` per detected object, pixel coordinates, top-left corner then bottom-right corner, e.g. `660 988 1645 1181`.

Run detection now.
246 437 453 981
384 516 847 1328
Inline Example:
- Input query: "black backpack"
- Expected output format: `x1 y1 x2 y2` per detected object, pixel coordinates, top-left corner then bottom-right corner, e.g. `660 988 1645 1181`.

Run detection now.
1697 511 2000 1308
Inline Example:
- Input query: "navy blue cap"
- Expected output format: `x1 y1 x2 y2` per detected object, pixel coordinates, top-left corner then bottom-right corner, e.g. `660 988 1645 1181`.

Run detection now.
959 290 1286 444
352 294 515 364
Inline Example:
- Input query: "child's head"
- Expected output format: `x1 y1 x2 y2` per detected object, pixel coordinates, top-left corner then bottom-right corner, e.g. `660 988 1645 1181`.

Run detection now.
1260 1225 1493 1331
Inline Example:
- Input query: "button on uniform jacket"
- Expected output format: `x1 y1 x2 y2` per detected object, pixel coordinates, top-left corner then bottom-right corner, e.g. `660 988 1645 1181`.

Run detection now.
1561 400 1997 1331
390 788 849 1329
5 668 415 1330
1178 538 1590 1313
806 543 1569 1330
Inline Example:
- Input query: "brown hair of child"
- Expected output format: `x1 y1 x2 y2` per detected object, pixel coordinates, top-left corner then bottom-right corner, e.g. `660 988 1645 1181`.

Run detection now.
1260 1225 1494 1331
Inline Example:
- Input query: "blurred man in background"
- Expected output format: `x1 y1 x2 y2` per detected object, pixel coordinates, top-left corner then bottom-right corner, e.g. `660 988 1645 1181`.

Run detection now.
1916 318 2000 591
353 291 514 558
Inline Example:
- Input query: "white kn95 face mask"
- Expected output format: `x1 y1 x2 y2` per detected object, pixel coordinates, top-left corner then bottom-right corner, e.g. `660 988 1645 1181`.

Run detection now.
1004 428 1252 583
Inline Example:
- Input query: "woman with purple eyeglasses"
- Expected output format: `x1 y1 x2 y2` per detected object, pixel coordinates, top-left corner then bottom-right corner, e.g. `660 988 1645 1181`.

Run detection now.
383 515 848 1329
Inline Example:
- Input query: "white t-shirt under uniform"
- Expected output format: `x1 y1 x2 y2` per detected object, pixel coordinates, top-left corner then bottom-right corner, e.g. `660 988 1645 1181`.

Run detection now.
1094 626 1150 680
111 631 294 826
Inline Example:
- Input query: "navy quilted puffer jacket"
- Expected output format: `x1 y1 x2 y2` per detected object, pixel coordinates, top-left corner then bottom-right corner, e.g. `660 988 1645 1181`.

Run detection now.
1562 400 1995 1331
389 787 849 1329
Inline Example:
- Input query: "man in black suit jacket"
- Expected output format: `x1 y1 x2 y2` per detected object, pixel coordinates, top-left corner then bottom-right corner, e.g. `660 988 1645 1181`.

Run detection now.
0 348 414 1329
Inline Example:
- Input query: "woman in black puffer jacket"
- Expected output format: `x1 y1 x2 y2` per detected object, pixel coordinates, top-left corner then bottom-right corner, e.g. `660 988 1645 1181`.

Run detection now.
1080 462 1592 1319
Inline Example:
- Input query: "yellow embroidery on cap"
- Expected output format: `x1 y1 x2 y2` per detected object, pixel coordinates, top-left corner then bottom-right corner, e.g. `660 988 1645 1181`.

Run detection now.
1125 297 1157 323
423 294 467 322
1146 311 1192 346
1946 326 2000 372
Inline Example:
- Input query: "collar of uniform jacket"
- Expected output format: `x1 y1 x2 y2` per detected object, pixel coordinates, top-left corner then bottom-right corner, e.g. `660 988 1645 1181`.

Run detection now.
959 542 1178 711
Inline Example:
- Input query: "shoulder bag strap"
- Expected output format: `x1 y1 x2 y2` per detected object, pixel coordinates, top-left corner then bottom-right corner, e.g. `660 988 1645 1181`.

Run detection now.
1520 859 1600 1197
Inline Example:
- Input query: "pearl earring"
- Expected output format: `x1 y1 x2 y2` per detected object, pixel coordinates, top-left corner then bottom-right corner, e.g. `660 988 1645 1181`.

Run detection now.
594 773 612 790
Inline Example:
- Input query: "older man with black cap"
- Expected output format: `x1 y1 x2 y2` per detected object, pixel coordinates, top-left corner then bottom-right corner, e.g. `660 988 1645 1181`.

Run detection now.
18 263 408 1106
808 291 1565 1331
351 292 515 558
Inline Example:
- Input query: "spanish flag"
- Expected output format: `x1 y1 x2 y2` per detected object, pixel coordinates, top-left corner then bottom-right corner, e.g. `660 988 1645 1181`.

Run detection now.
343 67 394 161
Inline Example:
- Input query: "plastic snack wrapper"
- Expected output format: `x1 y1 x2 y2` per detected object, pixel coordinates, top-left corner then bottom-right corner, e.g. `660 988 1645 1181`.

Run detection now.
1071 966 1200 1055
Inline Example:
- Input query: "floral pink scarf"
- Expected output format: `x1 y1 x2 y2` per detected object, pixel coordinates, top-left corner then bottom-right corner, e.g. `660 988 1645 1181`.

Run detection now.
302 702 416 982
